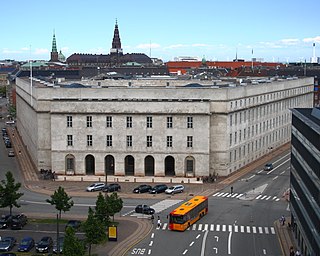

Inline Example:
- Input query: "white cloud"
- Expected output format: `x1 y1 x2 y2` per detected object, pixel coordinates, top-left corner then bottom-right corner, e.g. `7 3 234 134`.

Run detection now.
21 47 30 51
165 44 188 49
303 36 320 43
191 43 211 47
279 38 300 45
136 43 160 49
2 48 23 54
34 48 49 55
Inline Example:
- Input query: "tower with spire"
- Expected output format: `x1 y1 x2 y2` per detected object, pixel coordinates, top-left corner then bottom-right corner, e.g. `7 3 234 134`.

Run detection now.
110 20 123 56
50 31 59 62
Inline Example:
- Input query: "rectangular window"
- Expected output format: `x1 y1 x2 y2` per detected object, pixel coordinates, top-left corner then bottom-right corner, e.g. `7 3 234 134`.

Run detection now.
229 133 232 146
106 116 112 128
67 116 72 127
127 135 132 147
87 116 92 128
147 135 152 147
87 135 93 146
147 116 152 128
67 135 73 146
187 116 193 128
187 136 193 147
167 136 172 147
167 117 173 128
106 135 112 147
126 116 132 128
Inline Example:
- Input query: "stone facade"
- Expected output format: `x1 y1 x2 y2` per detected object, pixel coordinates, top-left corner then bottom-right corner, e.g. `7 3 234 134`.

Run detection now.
15 77 314 177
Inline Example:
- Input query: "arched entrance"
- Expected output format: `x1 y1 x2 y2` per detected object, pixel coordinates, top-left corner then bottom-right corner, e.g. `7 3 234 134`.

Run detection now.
65 154 75 175
105 155 115 176
125 155 135 176
85 154 95 175
165 156 175 176
185 156 195 177
145 155 155 176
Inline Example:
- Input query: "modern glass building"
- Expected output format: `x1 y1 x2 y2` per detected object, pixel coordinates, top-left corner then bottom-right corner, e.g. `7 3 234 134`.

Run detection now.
290 107 320 256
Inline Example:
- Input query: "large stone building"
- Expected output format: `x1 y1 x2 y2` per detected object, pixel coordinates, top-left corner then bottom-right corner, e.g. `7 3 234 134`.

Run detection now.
15 76 313 178
290 107 320 256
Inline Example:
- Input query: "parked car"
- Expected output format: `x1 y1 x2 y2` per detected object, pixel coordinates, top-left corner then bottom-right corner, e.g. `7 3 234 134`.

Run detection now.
0 237 16 252
86 183 106 192
5 141 11 148
7 151 14 157
149 184 168 194
65 220 81 231
133 184 152 193
1 128 7 134
0 253 16 256
53 236 64 254
5 120 15 125
17 237 34 252
35 236 53 253
264 163 274 171
135 204 155 215
11 214 27 230
103 183 121 192
165 185 185 194
0 215 12 229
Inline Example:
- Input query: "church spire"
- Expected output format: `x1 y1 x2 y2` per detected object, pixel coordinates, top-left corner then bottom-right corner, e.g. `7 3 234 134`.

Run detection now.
110 19 123 56
50 30 59 62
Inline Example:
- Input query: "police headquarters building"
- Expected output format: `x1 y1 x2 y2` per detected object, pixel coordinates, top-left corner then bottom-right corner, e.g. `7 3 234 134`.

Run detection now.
15 76 313 178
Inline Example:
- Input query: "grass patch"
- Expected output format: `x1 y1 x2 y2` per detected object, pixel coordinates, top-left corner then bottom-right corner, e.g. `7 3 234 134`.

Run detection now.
28 218 69 224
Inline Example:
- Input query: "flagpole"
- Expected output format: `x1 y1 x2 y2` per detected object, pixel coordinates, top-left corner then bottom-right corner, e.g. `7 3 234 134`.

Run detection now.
29 45 33 106
251 49 254 73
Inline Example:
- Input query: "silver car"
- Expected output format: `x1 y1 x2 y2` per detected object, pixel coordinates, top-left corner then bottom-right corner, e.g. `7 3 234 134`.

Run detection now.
165 185 185 194
86 183 106 192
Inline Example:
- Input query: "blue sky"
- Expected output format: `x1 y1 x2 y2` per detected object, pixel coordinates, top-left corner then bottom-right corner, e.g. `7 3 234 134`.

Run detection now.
1 0 319 63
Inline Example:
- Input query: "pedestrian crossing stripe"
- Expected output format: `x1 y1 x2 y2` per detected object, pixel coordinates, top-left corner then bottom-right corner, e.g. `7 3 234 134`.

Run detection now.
158 223 276 235
212 192 280 201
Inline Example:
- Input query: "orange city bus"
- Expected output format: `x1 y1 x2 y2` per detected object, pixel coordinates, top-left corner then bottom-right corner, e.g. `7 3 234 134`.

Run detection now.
168 195 208 231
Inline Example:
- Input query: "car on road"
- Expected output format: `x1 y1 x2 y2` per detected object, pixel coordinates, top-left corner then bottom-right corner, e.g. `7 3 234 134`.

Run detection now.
7 151 15 157
102 183 121 192
133 184 152 193
86 182 106 192
0 237 16 252
165 185 185 194
35 236 53 253
17 237 34 252
149 184 168 194
11 214 27 229
264 163 274 171
135 204 155 215
5 120 15 125
53 236 64 254
65 220 82 231
0 215 12 229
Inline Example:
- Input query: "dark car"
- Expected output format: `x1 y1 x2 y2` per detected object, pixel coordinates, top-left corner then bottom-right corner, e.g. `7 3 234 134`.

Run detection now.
149 184 168 194
133 184 152 193
5 141 11 148
35 236 53 253
53 236 64 254
0 237 16 252
264 163 274 171
18 237 34 252
0 215 12 229
135 204 155 215
0 253 16 256
103 183 121 192
65 220 81 231
11 214 27 230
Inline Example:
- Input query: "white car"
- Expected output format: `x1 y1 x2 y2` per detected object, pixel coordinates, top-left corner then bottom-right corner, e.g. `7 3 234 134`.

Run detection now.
5 120 15 125
86 183 106 192
165 185 185 194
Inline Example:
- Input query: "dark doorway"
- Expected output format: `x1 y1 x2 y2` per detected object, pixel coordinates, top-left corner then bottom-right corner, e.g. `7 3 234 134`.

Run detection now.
145 155 155 176
165 156 175 176
105 155 115 175
85 154 95 175
185 156 195 177
125 155 135 175
65 154 75 175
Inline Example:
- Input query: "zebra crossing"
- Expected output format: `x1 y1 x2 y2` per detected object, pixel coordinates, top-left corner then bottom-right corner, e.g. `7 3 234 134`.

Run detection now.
157 223 276 235
212 192 281 202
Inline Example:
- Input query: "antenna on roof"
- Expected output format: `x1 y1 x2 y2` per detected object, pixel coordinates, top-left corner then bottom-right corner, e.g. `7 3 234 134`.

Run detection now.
149 40 152 58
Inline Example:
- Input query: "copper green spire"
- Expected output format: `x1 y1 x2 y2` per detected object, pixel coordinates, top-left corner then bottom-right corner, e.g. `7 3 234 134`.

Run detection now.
52 30 57 53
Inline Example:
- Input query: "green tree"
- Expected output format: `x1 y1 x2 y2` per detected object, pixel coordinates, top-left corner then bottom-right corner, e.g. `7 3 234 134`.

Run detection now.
63 226 85 256
0 171 23 215
95 192 110 227
46 186 74 219
106 192 123 222
83 207 106 256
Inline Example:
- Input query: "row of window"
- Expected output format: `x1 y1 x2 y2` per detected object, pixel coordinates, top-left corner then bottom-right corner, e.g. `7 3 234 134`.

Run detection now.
67 116 194 129
229 96 308 127
229 115 290 146
67 135 193 148
230 86 311 110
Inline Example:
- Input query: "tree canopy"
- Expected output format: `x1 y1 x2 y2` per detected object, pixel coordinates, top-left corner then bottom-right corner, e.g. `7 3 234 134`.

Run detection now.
106 192 123 221
63 226 86 256
46 186 74 218
0 171 23 215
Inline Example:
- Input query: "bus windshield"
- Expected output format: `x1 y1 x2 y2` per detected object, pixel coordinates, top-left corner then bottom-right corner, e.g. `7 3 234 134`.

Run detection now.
170 214 186 224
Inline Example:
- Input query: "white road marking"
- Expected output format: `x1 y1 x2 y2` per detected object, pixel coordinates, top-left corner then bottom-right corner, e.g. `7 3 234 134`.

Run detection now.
270 227 275 234
234 225 238 232
189 241 194 246
216 225 220 232
258 227 263 233
149 241 153 246
210 224 214 231
240 226 244 233
196 234 201 239
200 231 209 256
222 225 226 232
151 233 154 238
198 224 203 231
247 226 251 233
252 226 257 233
228 231 232 254
183 249 188 255
273 176 279 180
264 227 269 234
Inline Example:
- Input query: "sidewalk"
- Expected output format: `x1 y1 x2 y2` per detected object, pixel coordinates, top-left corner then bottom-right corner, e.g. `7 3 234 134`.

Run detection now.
5 125 295 256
